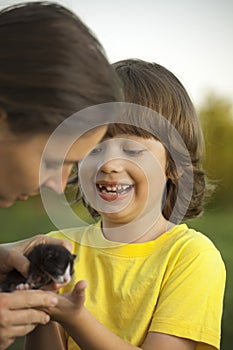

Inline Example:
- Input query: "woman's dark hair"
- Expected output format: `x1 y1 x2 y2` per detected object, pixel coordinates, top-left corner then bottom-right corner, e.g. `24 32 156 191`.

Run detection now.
79 59 212 223
0 2 122 135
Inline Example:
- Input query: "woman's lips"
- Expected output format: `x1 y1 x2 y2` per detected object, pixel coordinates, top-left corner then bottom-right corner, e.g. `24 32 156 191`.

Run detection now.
17 195 29 201
0 194 29 208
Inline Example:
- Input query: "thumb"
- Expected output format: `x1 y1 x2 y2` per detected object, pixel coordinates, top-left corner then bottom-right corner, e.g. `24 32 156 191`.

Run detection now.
6 250 30 277
71 280 87 301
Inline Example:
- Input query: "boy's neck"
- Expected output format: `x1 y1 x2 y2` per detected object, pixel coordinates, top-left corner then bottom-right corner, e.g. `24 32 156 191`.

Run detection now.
101 212 174 244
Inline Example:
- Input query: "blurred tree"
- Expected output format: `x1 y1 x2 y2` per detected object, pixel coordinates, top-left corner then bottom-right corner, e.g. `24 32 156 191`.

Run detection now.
199 94 233 207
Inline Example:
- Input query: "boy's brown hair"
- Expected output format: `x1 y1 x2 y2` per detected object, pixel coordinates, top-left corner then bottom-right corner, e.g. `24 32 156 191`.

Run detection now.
80 59 210 223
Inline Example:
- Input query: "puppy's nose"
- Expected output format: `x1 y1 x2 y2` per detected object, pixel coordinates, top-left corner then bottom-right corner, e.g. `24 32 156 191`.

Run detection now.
63 275 71 284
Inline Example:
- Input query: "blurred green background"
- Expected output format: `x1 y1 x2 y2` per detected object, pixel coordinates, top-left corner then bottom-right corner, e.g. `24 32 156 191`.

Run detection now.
1 94 232 350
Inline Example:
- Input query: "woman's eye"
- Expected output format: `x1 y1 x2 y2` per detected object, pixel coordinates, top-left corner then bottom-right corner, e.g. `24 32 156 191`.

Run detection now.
45 161 61 170
123 149 145 156
89 147 102 155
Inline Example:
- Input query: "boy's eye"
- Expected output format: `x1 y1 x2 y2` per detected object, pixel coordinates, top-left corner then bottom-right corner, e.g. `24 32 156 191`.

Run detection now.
123 149 145 156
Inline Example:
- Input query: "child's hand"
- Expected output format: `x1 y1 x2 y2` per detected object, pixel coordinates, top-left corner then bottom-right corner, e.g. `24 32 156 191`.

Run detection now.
46 280 87 324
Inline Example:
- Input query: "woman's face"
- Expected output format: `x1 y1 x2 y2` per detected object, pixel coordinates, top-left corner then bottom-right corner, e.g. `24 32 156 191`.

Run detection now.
0 126 106 208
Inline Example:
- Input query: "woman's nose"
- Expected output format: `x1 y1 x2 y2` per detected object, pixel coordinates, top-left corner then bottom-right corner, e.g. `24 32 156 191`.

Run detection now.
42 166 72 193
42 175 68 193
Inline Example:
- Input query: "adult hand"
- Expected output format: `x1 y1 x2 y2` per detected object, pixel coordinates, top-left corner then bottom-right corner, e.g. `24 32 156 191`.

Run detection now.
0 289 58 350
0 235 72 278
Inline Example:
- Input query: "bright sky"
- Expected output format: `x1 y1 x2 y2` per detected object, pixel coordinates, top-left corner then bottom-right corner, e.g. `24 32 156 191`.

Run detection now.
1 0 233 106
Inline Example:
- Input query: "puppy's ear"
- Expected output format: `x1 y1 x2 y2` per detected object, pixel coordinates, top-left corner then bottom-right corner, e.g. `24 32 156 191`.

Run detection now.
72 254 77 261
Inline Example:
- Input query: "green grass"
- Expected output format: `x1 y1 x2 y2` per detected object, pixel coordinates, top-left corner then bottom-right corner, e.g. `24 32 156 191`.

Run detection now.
0 198 232 350
187 208 233 350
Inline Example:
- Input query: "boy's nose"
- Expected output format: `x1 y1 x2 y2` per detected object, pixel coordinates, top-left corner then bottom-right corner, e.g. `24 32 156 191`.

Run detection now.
100 158 124 174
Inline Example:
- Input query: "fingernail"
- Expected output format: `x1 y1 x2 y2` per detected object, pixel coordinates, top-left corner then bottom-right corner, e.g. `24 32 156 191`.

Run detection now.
50 297 58 306
44 315 50 323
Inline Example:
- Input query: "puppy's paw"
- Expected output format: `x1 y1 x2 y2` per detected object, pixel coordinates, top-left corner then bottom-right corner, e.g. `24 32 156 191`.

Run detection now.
16 283 30 290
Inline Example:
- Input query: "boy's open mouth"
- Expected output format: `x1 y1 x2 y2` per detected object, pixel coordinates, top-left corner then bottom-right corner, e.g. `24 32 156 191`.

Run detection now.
96 183 133 201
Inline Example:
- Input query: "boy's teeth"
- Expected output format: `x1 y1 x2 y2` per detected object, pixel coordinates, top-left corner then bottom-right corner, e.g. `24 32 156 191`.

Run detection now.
98 184 131 192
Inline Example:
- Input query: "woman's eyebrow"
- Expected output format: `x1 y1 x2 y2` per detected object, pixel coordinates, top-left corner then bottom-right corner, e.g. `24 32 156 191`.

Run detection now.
45 159 77 165
63 159 78 164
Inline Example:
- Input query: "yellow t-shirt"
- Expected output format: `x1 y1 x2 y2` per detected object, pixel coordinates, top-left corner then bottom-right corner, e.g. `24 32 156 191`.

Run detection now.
48 223 226 350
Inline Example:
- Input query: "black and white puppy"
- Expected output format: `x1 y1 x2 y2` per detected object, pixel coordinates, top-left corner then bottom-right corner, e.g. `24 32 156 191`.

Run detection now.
0 244 76 292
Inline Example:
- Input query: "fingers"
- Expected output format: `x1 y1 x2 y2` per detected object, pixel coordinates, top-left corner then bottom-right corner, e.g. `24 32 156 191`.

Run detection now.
2 323 36 337
0 317 45 350
0 307 50 328
72 280 87 298
0 246 29 277
24 235 73 255
1 290 58 310
0 308 50 327
0 335 15 350
46 281 88 323
44 237 72 252
5 250 29 277
0 291 56 350
0 236 72 277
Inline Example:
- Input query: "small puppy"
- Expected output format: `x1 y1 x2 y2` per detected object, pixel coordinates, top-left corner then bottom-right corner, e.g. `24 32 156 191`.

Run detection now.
0 244 76 292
